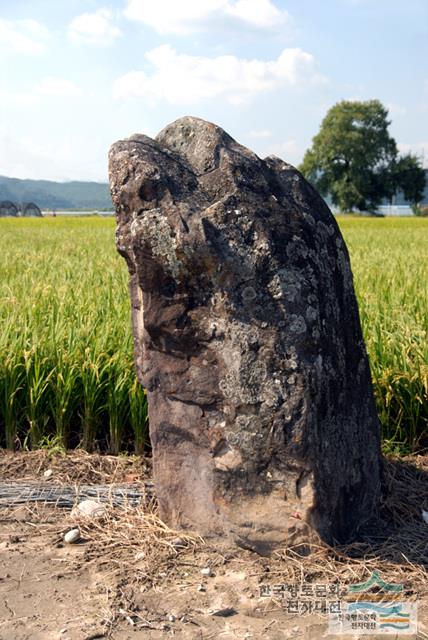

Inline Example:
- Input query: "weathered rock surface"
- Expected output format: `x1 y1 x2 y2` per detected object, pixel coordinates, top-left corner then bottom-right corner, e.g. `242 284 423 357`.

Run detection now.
109 116 382 553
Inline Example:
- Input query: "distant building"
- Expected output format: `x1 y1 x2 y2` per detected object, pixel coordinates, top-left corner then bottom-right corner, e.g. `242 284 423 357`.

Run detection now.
326 169 428 216
391 169 428 205
379 168 428 216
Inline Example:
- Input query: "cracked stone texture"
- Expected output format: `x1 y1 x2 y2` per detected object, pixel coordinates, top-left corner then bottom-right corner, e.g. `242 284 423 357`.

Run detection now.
109 116 382 554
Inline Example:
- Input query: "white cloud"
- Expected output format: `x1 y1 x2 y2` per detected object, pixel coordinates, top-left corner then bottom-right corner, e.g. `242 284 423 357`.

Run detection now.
113 45 325 105
387 102 406 117
123 0 290 34
247 129 272 138
226 0 284 28
261 139 302 165
0 77 82 105
397 142 428 167
69 8 121 45
36 77 81 96
0 126 107 181
0 18 49 54
0 89 40 106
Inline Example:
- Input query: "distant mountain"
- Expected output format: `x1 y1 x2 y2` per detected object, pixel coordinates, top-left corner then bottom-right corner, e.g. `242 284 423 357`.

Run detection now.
0 176 113 210
2 169 426 211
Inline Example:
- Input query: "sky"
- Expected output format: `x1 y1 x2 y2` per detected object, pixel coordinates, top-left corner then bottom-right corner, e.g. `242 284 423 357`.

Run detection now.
0 0 427 182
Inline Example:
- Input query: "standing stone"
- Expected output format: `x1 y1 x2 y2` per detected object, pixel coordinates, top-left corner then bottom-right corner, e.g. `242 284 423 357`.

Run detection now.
109 117 381 554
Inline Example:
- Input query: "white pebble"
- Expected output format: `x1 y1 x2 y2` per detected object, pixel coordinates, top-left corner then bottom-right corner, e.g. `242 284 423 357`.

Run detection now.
64 528 80 544
72 499 106 518
134 551 145 561
200 567 213 577
44 469 53 478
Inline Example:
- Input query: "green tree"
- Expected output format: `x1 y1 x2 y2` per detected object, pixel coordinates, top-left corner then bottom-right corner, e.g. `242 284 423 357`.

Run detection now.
300 100 400 212
390 153 426 207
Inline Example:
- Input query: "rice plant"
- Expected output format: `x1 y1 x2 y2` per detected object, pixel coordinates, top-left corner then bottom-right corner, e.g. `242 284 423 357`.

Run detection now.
340 216 428 453
0 215 426 453
129 377 149 455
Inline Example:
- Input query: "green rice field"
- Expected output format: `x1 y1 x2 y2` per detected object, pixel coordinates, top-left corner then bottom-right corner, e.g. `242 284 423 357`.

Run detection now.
0 216 426 454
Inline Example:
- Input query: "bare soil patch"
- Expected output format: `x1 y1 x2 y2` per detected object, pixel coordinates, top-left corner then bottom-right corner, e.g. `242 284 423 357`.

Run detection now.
0 451 427 639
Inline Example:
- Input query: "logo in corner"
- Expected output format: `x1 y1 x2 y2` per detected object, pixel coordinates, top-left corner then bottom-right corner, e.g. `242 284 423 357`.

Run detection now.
329 571 417 635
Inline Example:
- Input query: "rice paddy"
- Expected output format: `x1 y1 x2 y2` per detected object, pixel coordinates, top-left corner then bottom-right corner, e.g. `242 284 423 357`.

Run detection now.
0 216 426 454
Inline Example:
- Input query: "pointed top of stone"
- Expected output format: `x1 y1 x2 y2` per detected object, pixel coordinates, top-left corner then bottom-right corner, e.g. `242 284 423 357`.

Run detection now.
156 115 260 177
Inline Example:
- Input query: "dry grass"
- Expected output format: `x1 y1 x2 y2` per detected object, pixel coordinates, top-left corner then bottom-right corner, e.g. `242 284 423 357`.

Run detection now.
0 448 151 484
2 451 427 631
49 456 428 629
2 451 427 592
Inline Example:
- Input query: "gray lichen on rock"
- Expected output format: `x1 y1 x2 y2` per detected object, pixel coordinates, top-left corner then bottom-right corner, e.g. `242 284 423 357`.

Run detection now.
109 116 382 555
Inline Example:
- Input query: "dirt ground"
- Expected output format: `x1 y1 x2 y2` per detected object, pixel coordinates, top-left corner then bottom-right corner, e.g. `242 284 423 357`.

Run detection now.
0 451 427 640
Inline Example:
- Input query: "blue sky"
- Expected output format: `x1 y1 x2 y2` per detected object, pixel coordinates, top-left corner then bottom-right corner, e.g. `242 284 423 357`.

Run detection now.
0 0 427 181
